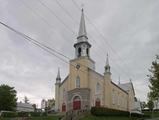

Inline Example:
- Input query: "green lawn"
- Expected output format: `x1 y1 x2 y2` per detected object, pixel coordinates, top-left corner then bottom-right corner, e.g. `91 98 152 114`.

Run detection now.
79 114 139 120
143 111 159 118
80 112 159 120
0 116 60 120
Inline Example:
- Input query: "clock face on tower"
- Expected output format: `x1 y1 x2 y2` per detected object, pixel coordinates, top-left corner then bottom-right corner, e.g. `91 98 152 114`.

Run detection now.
76 64 80 70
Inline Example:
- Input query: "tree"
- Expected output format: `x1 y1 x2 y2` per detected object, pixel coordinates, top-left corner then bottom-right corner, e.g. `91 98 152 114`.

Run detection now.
24 96 29 103
32 104 37 112
147 100 154 111
140 101 146 110
147 55 159 104
0 84 17 111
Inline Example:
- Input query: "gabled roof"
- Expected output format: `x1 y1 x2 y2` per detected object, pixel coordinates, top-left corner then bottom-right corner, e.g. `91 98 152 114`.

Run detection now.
111 81 128 94
60 75 69 86
118 82 135 95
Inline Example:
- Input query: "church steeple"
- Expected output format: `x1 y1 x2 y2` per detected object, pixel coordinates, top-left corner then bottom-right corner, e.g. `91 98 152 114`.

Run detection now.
56 68 61 83
74 8 91 58
77 8 88 42
104 54 111 74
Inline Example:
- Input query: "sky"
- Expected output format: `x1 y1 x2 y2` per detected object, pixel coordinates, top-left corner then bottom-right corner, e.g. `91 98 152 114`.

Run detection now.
0 0 159 108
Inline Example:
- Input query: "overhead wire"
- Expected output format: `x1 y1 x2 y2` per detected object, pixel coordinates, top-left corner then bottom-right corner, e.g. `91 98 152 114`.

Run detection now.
71 0 135 79
49 0 132 80
18 0 132 81
0 21 116 83
36 0 129 79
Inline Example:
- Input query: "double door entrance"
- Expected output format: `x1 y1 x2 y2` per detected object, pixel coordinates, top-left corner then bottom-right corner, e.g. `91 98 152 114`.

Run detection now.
73 96 81 110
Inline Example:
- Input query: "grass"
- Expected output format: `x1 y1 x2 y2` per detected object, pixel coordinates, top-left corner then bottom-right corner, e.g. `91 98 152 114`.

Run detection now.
0 116 60 120
143 111 159 118
79 113 139 120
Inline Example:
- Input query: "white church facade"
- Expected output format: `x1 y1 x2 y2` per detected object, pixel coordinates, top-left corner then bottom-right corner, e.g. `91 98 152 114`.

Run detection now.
55 9 137 112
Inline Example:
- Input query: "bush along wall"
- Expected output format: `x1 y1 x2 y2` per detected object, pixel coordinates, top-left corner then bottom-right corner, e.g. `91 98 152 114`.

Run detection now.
1 111 47 117
1 112 18 117
91 107 129 117
91 107 151 118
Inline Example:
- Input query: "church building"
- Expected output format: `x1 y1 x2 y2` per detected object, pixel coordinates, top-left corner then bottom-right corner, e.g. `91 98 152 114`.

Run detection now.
55 9 136 112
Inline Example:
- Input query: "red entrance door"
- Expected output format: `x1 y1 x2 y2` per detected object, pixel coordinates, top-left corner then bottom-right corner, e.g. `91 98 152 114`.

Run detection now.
73 96 81 110
95 98 100 107
62 103 66 112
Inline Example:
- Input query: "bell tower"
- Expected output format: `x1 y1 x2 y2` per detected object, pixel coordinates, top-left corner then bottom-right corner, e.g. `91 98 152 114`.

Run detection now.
74 9 91 58
68 8 95 90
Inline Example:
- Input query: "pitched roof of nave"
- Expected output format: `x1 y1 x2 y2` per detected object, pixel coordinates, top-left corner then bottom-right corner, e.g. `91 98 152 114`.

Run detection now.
60 75 69 86
118 82 135 95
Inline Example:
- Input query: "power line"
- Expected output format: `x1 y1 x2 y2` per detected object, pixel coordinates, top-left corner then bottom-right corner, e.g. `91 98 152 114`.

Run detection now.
20 0 131 79
71 0 135 79
55 0 77 23
0 20 115 83
2 22 130 98
50 0 133 79
0 21 123 83
20 0 72 48
38 0 76 34
19 0 114 75
37 0 127 77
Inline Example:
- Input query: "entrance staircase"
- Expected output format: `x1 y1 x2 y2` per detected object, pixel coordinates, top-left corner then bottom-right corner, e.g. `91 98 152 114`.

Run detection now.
60 110 87 120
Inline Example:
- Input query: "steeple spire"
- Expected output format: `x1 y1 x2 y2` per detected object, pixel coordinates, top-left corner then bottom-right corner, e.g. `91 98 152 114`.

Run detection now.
104 53 111 74
56 68 61 83
77 8 88 42
74 8 91 58
118 76 121 84
106 53 109 66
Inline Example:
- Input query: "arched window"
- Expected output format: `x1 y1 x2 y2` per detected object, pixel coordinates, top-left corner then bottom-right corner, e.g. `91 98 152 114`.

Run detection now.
76 76 80 88
112 90 115 105
78 47 81 57
96 83 100 94
63 88 65 100
86 48 89 56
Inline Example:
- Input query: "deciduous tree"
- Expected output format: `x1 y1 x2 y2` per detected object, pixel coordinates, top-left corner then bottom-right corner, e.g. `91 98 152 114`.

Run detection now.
0 84 17 111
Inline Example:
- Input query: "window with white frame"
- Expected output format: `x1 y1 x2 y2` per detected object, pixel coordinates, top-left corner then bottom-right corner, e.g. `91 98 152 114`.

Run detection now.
118 93 120 106
112 90 115 105
96 82 100 94
76 76 80 88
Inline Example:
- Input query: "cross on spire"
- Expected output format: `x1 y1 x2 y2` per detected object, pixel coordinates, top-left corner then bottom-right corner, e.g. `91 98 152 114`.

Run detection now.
106 53 109 66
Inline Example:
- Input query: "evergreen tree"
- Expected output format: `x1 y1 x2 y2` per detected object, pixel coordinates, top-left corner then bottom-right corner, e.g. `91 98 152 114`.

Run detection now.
0 84 17 111
147 55 159 105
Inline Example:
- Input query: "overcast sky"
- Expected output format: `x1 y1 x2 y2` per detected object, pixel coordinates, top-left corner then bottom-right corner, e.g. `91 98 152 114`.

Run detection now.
0 0 159 107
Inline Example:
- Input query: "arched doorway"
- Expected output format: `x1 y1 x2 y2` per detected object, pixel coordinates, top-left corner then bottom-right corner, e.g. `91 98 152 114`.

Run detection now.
95 98 100 107
62 103 66 112
73 96 81 110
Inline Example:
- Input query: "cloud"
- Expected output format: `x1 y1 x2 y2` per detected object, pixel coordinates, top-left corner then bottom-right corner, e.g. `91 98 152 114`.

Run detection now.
0 0 159 107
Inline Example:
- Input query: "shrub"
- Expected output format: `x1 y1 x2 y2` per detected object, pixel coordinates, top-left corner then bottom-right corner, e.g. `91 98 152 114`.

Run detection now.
42 112 47 116
30 112 41 117
17 112 29 117
1 112 17 117
91 107 129 116
17 112 43 117
142 114 151 118
131 113 142 118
